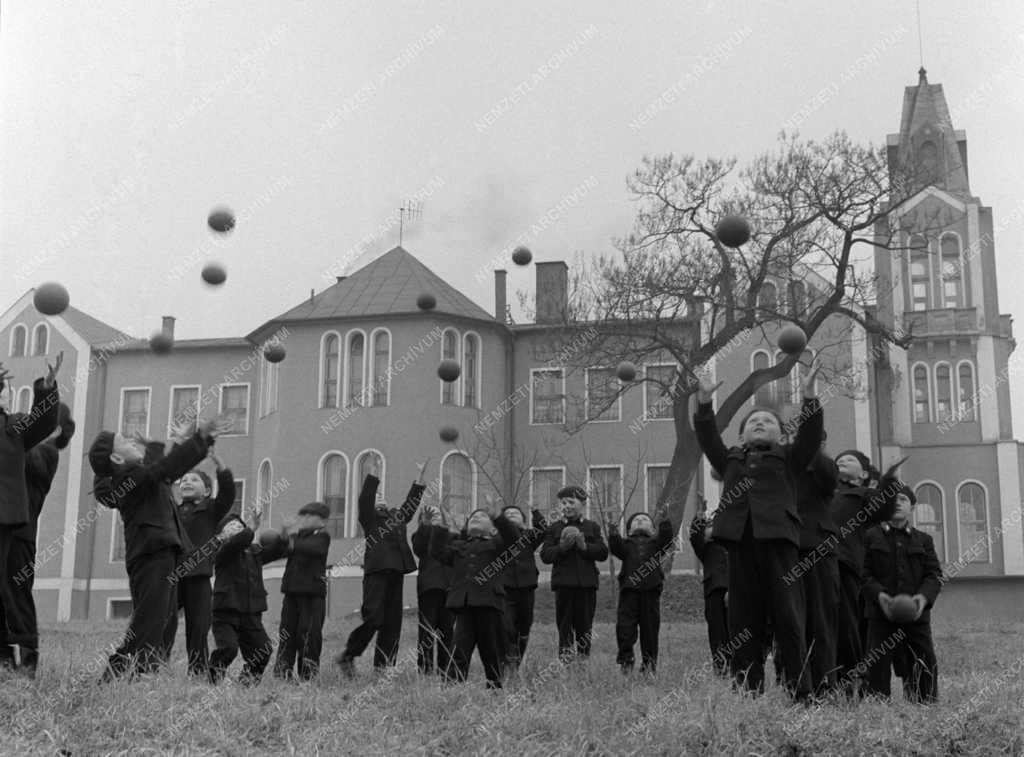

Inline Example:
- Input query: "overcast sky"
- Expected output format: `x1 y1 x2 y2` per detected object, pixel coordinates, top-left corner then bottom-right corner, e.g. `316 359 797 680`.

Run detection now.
2 1 1023 425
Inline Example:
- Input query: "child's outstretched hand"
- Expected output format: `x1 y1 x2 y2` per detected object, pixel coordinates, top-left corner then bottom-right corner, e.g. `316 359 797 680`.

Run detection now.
696 372 723 404
44 351 64 388
416 458 430 484
911 593 928 621
169 418 194 444
877 592 894 621
801 357 822 398
198 413 234 438
208 449 225 471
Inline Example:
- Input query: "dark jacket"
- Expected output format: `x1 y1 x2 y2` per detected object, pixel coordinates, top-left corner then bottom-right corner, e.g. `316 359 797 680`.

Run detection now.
501 510 548 590
429 516 519 610
281 527 331 596
412 521 453 593
178 469 236 578
861 523 942 623
359 474 424 575
795 451 839 552
101 434 210 566
13 441 60 543
694 397 823 547
212 526 288 614
608 519 674 591
689 516 729 596
539 517 609 589
831 479 898 574
0 378 59 527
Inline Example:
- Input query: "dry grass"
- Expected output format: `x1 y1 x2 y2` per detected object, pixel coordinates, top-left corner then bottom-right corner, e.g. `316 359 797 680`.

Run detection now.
0 616 1021 756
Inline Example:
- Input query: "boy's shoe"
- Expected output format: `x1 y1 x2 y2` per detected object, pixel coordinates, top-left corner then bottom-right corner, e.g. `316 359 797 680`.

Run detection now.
335 653 356 679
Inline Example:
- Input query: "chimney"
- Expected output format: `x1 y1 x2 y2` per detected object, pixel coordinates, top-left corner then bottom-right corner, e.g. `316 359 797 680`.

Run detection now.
161 316 175 339
535 261 568 324
494 270 507 322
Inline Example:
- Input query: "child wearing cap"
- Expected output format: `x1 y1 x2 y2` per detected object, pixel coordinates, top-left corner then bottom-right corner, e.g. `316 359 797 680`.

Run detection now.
272 501 331 680
411 500 454 675
539 485 609 662
336 460 427 678
0 402 74 676
688 500 730 676
608 505 674 675
89 414 229 681
499 504 547 672
163 444 236 677
208 511 288 685
860 484 942 702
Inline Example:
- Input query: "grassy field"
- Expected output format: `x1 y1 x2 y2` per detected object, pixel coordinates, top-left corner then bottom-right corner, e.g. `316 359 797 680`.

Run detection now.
0 612 1022 757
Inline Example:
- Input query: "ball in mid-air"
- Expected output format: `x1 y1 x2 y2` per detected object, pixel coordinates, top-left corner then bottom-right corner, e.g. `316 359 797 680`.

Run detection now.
437 359 461 382
207 207 235 233
264 343 286 363
33 282 70 316
417 292 437 310
776 324 808 355
149 332 174 355
616 361 637 382
714 215 750 248
201 262 227 286
439 425 459 443
888 593 919 624
512 246 533 266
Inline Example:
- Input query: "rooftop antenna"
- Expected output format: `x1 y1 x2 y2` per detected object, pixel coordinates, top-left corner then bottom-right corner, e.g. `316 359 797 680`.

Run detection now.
916 0 925 71
398 200 423 246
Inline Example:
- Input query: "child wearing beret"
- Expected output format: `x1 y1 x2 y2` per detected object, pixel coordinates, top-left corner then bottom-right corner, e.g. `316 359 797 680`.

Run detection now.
499 504 547 672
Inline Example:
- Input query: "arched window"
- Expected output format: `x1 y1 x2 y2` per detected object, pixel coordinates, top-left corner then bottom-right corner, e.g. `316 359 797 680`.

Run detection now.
32 323 48 356
441 329 460 406
353 450 384 537
758 281 778 313
934 363 952 423
319 452 348 538
440 452 475 528
346 331 365 409
920 140 939 184
957 361 976 422
957 482 989 563
16 386 32 414
752 351 773 406
370 329 391 407
912 363 930 423
773 351 793 405
10 324 26 357
940 234 962 309
913 483 945 562
320 333 340 408
909 236 930 311
255 460 274 527
788 281 806 317
463 333 480 409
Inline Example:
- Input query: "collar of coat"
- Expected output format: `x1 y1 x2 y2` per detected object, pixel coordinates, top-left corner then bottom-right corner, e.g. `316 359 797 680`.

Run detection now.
881 521 912 535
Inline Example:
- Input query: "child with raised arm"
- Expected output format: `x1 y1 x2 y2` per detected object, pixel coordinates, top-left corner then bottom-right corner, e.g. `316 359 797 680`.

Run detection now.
499 504 547 672
411 499 454 675
689 501 730 676
693 360 822 700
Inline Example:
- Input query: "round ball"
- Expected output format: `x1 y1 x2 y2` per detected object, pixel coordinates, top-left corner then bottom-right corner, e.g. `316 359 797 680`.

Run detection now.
33 282 70 316
264 343 286 363
616 361 637 382
715 215 751 248
560 525 581 542
417 292 437 310
201 262 227 286
149 332 174 355
437 359 461 383
207 207 236 233
888 594 918 624
439 425 459 443
512 246 533 266
776 324 808 355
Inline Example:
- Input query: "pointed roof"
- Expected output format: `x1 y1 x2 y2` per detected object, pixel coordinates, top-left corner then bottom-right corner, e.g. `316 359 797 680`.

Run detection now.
59 304 135 346
249 247 497 337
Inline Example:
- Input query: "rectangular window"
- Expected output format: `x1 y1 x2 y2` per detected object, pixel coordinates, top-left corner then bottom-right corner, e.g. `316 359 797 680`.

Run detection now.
531 369 565 424
120 388 150 438
912 282 929 312
110 511 126 563
108 599 133 620
644 364 676 420
168 386 200 436
232 479 245 517
259 359 279 418
219 384 250 436
530 467 565 513
586 368 620 422
645 464 680 550
588 466 621 521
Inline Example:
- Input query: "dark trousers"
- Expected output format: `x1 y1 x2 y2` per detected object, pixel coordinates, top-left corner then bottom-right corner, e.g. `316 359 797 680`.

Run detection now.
451 605 504 688
162 575 212 675
863 618 938 702
417 588 454 674
835 564 865 694
704 588 731 676
615 587 661 672
726 520 809 697
209 610 274 685
502 586 536 665
801 551 839 695
0 529 27 648
104 548 179 680
554 587 596 660
273 594 326 680
1 537 38 674
342 570 404 668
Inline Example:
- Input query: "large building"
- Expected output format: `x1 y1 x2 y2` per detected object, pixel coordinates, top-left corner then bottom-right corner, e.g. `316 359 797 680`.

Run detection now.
3 71 1022 623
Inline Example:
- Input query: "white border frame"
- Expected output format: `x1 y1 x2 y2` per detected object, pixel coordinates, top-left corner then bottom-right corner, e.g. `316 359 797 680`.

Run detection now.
343 329 368 409
642 363 676 422
439 327 462 406
586 464 624 521
939 231 965 309
643 462 682 551
351 449 386 536
258 355 280 418
954 479 992 565
368 327 392 407
912 480 948 562
218 382 251 436
439 449 479 522
106 597 133 621
955 359 977 423
118 386 152 439
109 510 125 564
584 367 622 423
750 349 773 407
529 367 566 425
910 361 932 423
16 386 32 414
907 234 932 312
233 478 245 516
256 458 274 527
166 384 201 438
31 322 50 356
8 323 27 357
462 331 482 410
316 450 350 536
318 330 342 409
932 361 953 425
529 466 566 510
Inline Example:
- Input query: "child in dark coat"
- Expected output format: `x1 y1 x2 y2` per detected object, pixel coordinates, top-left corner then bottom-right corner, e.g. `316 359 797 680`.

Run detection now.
861 484 942 702
411 500 454 675
499 504 547 671
540 485 609 662
608 507 674 674
336 461 426 677
689 503 730 676
429 505 519 688
208 512 288 685
89 415 229 681
164 447 235 676
273 502 331 680
693 362 822 699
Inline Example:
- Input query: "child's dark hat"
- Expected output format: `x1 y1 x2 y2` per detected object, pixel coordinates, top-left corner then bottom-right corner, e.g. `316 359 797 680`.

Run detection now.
298 501 330 519
88 430 115 477
217 512 245 531
557 485 588 502
193 469 213 493
501 505 525 519
55 402 75 450
835 449 871 472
